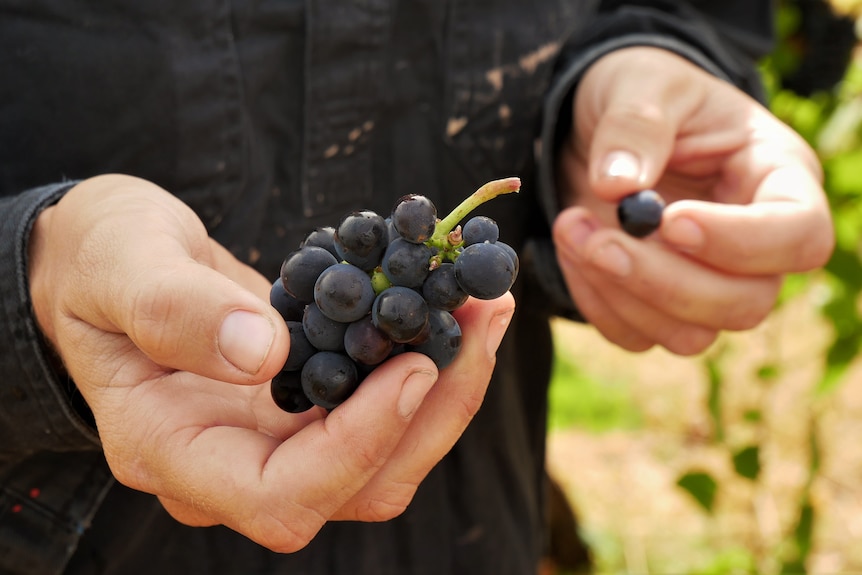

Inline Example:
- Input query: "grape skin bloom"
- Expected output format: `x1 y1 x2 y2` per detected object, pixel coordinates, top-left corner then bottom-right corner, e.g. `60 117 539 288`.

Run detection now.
280 246 339 303
303 302 348 352
422 263 468 311
372 286 430 343
454 242 516 300
344 316 394 366
314 263 376 323
391 194 437 244
334 210 389 271
462 215 499 246
381 238 434 288
408 308 462 369
301 351 360 410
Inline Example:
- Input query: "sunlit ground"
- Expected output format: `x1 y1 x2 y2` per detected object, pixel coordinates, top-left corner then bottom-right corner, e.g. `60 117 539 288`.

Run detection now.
546 272 862 574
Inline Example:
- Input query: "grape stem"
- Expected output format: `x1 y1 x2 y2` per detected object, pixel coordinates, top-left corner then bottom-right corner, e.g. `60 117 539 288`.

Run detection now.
428 177 521 248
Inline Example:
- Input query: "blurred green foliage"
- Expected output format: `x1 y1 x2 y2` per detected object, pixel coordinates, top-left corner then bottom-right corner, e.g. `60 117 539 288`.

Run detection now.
762 0 862 394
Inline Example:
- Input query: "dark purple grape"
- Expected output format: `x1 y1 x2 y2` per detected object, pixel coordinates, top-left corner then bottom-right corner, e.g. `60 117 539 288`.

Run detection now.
371 286 429 343
303 302 348 351
391 195 437 243
421 263 468 311
496 241 520 283
462 216 499 246
381 238 435 288
313 263 376 323
300 226 339 258
271 370 314 413
283 321 318 371
334 210 388 271
617 189 665 238
270 279 306 322
344 316 394 366
280 246 339 303
301 351 360 410
408 309 462 369
454 242 516 300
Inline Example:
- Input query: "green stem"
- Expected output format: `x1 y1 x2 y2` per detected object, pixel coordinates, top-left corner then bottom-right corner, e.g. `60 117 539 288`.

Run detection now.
429 177 521 246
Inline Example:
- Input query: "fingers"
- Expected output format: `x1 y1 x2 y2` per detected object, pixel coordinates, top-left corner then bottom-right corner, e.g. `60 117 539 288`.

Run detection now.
662 167 835 276
331 294 516 521
112 356 440 553
109 295 513 551
553 208 781 353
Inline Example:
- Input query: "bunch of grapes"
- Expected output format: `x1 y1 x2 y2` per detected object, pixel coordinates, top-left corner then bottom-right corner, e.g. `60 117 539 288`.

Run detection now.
269 177 521 413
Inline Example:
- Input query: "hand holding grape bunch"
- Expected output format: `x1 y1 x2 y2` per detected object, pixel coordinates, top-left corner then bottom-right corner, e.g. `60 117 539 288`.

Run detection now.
27 174 516 552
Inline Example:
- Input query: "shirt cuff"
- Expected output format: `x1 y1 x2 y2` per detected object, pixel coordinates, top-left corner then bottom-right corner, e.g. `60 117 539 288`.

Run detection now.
0 181 101 455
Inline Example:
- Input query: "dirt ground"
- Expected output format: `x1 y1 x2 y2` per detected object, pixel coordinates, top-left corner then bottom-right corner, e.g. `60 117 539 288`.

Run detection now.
545 279 862 574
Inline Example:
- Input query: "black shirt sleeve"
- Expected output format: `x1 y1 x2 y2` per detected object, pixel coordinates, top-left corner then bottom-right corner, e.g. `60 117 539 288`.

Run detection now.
0 182 101 456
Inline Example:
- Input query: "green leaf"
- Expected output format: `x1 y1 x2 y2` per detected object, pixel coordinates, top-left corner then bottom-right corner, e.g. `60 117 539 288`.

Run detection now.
732 446 761 481
676 471 717 513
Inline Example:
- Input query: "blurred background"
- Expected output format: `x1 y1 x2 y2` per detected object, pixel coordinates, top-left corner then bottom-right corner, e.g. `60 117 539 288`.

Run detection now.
545 0 862 573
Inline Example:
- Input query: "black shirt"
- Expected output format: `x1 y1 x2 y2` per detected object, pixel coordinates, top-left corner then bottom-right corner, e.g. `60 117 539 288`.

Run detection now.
0 1 771 573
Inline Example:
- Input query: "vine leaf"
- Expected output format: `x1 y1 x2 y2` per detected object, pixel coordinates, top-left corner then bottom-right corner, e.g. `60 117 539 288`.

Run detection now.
676 471 718 514
732 446 761 481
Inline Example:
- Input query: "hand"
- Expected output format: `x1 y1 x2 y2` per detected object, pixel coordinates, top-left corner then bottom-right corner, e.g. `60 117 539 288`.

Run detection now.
27 174 515 551
552 47 834 355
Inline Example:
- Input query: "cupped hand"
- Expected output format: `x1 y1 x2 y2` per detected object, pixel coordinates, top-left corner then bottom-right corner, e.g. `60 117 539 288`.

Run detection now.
27 174 515 551
553 47 834 355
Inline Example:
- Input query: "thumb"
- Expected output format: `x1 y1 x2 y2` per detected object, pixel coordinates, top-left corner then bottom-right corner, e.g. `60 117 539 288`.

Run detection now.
575 47 704 201
35 175 289 386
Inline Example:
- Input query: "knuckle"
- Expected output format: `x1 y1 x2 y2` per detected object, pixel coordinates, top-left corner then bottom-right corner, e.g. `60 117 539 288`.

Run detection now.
357 484 417 522
452 379 489 420
253 513 321 554
606 101 668 135
123 271 187 358
330 422 390 473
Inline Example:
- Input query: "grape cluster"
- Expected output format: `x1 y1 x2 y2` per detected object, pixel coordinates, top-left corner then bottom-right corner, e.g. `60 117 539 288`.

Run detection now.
269 178 521 413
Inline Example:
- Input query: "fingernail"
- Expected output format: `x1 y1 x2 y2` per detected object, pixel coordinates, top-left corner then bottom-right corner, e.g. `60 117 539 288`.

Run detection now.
664 216 704 252
591 242 632 278
218 310 275 374
398 369 438 418
600 150 641 181
486 308 515 359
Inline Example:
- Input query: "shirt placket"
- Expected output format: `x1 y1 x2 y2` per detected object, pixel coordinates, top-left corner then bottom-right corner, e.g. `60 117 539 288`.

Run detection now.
301 0 391 218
